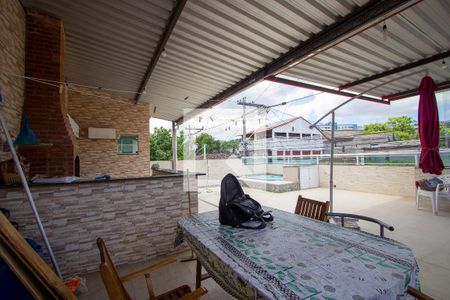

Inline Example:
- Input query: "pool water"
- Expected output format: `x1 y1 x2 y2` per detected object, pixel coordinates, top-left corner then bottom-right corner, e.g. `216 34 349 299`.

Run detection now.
245 174 283 181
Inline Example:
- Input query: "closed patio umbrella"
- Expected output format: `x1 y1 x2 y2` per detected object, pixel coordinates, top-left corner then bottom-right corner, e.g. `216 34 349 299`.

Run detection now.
418 76 444 175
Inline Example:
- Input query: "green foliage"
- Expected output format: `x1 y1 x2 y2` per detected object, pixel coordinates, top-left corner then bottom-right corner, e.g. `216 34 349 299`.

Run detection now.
220 139 240 155
387 116 418 140
440 122 450 147
150 128 238 160
178 130 196 160
363 123 389 134
149 127 172 160
195 133 217 154
363 116 418 141
386 116 417 134
195 133 240 156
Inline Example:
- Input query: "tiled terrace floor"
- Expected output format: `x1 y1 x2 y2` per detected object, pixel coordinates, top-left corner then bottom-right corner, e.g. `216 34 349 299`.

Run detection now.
80 187 450 300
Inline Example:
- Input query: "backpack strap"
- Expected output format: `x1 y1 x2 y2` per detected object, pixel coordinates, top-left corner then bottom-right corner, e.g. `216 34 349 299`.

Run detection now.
261 211 273 222
238 218 267 230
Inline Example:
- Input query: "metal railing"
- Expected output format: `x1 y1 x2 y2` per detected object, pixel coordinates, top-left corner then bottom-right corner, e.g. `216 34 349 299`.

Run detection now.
244 138 324 151
242 149 450 167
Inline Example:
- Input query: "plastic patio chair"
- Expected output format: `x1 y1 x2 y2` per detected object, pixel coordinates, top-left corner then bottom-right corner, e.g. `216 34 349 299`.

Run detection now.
416 176 450 215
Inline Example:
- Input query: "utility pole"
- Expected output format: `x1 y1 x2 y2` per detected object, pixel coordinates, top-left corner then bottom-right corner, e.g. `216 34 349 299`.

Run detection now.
185 124 203 158
237 97 248 156
237 98 287 157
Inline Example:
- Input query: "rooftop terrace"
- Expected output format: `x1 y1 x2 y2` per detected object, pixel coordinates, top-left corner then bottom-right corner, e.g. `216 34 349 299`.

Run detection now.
78 186 450 300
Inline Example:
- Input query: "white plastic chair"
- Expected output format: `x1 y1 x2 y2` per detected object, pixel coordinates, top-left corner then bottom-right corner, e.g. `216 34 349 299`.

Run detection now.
416 176 450 215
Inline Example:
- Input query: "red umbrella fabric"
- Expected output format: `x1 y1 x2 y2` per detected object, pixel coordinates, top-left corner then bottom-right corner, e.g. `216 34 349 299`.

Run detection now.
418 76 444 175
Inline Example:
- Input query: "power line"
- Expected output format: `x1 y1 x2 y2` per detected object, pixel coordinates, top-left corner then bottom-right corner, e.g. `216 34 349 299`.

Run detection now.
283 92 322 105
0 68 148 96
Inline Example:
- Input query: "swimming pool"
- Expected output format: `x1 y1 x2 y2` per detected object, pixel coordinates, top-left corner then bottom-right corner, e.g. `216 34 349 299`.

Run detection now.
239 174 298 192
245 174 283 181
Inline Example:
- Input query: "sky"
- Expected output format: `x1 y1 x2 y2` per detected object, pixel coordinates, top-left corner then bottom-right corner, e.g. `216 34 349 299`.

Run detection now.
150 79 450 140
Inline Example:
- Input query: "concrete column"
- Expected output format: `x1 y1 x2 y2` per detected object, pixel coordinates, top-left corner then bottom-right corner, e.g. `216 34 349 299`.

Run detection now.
172 121 177 173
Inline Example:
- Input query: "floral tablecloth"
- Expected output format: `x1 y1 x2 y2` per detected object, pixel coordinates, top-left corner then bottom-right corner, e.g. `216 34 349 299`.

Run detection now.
175 208 419 300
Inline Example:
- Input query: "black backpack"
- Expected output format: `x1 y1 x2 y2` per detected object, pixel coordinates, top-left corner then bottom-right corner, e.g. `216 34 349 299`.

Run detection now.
219 173 273 229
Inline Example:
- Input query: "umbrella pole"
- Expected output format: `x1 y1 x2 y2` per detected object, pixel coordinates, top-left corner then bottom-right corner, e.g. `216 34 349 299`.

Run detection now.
0 94 62 278
330 112 335 212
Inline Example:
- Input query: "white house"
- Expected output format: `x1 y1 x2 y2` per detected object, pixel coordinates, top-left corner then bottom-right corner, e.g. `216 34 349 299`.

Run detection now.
242 116 325 159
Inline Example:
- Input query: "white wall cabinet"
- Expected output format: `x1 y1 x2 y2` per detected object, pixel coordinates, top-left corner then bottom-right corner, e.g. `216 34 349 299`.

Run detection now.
283 165 319 189
299 165 319 189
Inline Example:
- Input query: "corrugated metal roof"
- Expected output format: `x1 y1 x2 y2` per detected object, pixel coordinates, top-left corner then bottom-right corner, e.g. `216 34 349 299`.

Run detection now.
281 0 450 99
23 0 175 94
22 0 450 122
23 0 372 121
140 0 376 120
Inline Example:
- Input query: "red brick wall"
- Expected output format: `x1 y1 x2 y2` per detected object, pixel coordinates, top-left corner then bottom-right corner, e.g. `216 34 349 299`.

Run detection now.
19 9 78 177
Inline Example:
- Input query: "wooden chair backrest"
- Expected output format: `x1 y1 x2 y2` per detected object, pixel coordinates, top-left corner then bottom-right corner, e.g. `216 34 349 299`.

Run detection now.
0 212 77 299
294 196 330 222
96 238 132 300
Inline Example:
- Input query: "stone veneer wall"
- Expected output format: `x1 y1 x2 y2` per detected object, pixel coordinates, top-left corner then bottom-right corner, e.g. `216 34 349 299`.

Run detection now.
0 0 26 161
68 86 150 177
0 175 197 276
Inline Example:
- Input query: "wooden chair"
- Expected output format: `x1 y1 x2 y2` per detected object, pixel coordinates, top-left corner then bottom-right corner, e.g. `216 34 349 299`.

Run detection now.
294 195 330 222
406 286 434 300
326 212 394 238
96 238 207 300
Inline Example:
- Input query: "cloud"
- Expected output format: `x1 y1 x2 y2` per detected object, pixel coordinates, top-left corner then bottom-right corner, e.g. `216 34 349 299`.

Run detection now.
152 79 450 140
149 117 171 134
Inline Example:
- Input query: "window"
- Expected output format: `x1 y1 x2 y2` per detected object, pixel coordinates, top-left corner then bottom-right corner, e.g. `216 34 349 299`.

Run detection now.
274 132 287 138
117 135 139 154
289 133 301 139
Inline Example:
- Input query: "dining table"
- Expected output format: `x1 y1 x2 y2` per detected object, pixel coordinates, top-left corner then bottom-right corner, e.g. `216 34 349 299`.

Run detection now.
175 207 419 300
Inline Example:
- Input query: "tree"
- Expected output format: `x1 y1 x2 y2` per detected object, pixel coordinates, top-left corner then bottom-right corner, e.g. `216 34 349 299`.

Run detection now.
149 127 172 160
220 139 240 155
386 116 418 140
440 122 450 147
363 116 418 141
149 127 188 160
386 116 416 134
363 123 389 134
195 133 217 155
177 130 195 160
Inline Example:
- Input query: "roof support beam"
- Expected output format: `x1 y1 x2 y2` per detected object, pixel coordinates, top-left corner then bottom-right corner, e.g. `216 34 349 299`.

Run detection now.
339 51 450 90
384 80 450 101
266 76 390 105
176 0 418 122
134 0 187 103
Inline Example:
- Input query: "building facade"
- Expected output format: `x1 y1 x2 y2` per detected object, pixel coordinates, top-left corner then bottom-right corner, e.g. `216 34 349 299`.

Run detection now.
242 116 324 160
